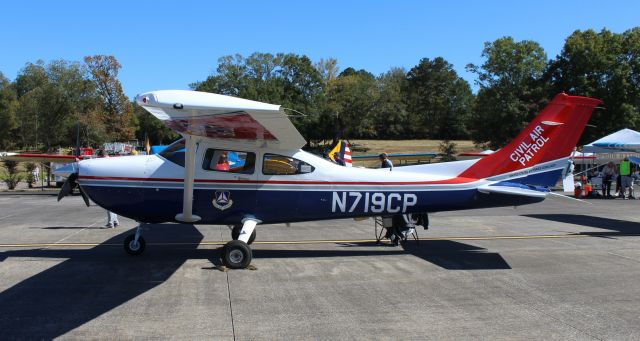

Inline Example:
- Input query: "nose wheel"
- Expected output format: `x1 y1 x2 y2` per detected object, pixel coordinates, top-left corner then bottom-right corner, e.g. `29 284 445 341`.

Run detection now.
124 224 146 255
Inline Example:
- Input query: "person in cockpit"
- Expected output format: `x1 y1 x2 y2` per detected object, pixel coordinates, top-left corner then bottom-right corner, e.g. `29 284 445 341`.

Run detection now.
215 153 230 171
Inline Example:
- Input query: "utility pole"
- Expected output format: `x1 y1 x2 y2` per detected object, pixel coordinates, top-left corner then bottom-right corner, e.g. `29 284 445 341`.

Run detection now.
75 121 81 156
35 112 38 150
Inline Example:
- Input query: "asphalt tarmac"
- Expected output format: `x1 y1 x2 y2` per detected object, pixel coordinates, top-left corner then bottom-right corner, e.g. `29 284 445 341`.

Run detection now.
1 192 639 340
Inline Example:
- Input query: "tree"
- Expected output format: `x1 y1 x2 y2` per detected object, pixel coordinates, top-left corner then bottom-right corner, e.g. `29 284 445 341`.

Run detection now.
324 68 379 139
12 60 101 151
0 72 18 150
467 37 549 149
1 160 22 190
315 58 339 84
370 67 412 138
192 52 325 145
439 140 458 162
134 103 178 145
14 61 47 148
24 162 37 188
84 55 136 141
13 61 90 151
546 28 640 143
405 57 473 139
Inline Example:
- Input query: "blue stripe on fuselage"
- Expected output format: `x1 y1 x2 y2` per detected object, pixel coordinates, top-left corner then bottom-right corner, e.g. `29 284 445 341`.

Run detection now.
80 167 561 224
81 185 544 224
504 168 563 187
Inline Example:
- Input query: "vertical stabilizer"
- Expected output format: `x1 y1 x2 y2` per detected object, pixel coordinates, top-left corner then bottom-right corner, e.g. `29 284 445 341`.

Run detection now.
459 93 601 184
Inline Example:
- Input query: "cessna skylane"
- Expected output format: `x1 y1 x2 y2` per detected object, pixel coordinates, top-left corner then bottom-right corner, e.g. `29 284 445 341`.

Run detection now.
52 90 600 269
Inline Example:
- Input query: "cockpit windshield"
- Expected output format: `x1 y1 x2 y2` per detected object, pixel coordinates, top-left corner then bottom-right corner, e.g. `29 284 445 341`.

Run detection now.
159 138 186 167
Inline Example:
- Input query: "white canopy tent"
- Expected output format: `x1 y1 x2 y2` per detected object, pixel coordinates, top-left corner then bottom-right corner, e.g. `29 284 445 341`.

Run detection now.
581 128 640 164
584 128 640 153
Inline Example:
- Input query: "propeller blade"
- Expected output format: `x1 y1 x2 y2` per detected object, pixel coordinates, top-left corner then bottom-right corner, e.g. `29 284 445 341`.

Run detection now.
57 172 78 202
57 178 71 201
79 186 91 207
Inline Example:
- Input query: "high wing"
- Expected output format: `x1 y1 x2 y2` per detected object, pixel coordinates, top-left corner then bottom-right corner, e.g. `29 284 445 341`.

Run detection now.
135 90 306 150
135 90 308 223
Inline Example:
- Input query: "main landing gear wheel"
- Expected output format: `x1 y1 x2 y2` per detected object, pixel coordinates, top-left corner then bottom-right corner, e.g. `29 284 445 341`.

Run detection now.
231 225 256 245
124 234 146 255
222 240 252 269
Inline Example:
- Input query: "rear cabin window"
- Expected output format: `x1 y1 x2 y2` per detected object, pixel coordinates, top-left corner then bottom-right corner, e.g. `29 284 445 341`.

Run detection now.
203 149 256 174
159 139 186 167
262 154 315 175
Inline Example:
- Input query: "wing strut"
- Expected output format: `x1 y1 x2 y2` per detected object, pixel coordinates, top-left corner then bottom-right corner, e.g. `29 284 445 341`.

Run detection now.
175 135 202 223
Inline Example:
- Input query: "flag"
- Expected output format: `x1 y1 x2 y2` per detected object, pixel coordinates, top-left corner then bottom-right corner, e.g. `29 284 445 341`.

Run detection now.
144 134 151 155
328 140 352 167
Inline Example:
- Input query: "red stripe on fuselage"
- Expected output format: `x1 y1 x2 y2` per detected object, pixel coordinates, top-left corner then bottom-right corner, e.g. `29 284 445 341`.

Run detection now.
78 175 477 185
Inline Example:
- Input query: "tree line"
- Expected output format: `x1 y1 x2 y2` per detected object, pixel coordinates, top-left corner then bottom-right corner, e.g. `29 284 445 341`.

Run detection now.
1 28 639 152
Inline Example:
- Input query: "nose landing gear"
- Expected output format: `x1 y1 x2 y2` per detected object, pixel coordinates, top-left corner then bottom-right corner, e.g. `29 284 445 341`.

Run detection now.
124 224 146 255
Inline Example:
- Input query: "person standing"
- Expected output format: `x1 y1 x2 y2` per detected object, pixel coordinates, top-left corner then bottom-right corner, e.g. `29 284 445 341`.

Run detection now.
32 165 40 185
379 153 393 170
333 152 346 166
619 158 632 199
602 162 616 198
101 150 120 228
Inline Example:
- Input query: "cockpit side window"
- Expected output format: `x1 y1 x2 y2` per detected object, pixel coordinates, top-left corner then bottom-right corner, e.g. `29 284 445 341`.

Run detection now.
202 149 255 174
159 139 186 167
262 154 315 175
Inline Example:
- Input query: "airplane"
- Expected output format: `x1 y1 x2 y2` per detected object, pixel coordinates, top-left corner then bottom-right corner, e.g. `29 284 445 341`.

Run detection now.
51 90 600 269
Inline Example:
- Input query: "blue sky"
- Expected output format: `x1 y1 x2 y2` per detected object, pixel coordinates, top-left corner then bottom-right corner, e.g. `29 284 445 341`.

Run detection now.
1 1 639 98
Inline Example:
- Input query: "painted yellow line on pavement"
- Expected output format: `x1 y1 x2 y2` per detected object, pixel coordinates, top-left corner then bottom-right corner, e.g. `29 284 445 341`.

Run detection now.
0 233 599 248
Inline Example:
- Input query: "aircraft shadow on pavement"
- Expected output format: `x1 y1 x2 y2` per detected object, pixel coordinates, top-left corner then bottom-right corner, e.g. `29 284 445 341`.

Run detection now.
0 227 509 338
524 214 640 236
252 239 511 270
36 226 102 230
0 224 204 340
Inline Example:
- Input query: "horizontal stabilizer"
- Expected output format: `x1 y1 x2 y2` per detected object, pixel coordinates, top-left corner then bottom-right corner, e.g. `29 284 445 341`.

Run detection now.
546 191 591 204
478 184 548 198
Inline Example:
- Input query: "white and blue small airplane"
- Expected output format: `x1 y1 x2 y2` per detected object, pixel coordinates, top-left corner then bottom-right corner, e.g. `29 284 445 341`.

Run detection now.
54 90 600 269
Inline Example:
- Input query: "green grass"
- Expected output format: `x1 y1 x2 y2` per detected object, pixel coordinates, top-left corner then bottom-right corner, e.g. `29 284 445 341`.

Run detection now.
348 139 477 154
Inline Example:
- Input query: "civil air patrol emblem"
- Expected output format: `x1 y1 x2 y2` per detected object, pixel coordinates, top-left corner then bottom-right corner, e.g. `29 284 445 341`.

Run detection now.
213 190 233 210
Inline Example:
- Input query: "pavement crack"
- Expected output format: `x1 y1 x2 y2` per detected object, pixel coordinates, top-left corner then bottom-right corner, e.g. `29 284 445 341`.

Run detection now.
221 225 236 341
607 251 639 262
502 291 604 341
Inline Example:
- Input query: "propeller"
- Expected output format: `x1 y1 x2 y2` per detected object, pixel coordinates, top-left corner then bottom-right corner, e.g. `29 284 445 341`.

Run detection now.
57 172 91 207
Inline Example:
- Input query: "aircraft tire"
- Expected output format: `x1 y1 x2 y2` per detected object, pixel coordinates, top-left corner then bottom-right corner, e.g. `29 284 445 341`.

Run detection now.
231 226 256 245
222 240 252 269
124 234 146 256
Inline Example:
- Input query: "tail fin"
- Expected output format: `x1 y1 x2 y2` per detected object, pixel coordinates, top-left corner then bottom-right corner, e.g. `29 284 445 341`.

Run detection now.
459 93 601 185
